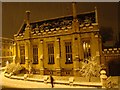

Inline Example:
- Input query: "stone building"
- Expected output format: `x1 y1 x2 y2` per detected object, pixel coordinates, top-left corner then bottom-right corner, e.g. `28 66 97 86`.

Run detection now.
102 48 120 76
13 3 102 76
0 37 14 67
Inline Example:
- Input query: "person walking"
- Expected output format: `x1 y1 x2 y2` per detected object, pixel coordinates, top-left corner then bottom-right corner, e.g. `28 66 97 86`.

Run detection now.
50 74 54 88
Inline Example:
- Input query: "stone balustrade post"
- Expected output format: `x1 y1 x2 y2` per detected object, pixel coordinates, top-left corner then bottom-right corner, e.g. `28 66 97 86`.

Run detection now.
100 70 107 88
69 77 74 86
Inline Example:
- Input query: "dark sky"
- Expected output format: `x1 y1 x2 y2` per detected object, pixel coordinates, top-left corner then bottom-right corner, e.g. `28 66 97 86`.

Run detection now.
2 2 119 40
0 1 1 38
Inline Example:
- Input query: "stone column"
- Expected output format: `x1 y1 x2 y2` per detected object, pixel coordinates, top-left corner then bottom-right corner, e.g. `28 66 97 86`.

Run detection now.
55 38 61 76
39 40 44 75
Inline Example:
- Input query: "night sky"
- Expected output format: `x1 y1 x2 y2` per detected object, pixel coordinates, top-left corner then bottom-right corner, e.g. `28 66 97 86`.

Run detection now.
2 2 119 40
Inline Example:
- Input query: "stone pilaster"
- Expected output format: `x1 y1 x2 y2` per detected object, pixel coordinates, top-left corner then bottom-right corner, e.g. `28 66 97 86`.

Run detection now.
55 38 61 76
91 33 102 64
25 41 29 69
39 40 44 75
13 43 16 64
72 35 80 76
73 55 80 76
16 42 20 63
72 3 80 76
25 40 32 70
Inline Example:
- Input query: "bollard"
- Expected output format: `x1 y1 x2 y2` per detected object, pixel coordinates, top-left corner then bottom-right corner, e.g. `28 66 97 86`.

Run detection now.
69 77 74 86
24 74 28 80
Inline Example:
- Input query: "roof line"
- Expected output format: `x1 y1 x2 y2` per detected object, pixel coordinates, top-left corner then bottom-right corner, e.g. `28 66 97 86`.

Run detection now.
30 10 95 24
16 21 26 35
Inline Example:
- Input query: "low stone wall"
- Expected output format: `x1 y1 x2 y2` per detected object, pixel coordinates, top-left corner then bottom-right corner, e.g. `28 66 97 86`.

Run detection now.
4 73 102 87
74 77 100 82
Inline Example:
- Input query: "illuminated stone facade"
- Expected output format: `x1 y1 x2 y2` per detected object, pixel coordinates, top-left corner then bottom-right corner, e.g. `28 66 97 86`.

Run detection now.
13 3 102 76
0 37 14 67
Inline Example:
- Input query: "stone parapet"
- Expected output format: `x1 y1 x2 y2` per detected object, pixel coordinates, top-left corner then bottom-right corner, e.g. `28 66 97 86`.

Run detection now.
103 48 120 54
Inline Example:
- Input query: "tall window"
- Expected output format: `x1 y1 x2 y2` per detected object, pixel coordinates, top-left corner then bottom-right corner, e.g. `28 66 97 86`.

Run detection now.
65 42 73 64
33 45 38 64
48 43 54 64
20 45 25 64
83 41 91 62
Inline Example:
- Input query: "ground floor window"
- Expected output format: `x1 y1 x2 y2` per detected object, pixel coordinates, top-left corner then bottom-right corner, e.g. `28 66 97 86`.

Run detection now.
65 41 73 64
33 45 38 64
20 45 25 64
82 40 91 62
48 43 54 64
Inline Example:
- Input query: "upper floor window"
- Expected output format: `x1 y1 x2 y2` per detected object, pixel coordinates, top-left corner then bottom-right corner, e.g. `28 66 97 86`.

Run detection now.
11 52 12 56
20 45 25 64
0 51 1 57
7 52 9 56
83 41 91 62
33 45 38 64
3 51 5 56
3 45 5 49
48 43 54 64
65 41 73 64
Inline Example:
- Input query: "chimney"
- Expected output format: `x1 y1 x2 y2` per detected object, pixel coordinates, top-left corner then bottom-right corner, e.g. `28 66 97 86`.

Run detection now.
95 7 98 23
72 2 77 19
26 10 30 26
72 2 79 32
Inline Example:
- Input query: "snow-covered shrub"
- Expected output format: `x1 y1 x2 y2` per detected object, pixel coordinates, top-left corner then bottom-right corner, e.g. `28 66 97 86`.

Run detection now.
12 63 24 75
5 63 16 74
79 56 101 81
5 63 25 75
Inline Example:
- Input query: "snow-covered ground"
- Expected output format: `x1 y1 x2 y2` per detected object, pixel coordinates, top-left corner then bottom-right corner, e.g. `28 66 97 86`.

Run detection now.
0 72 99 88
